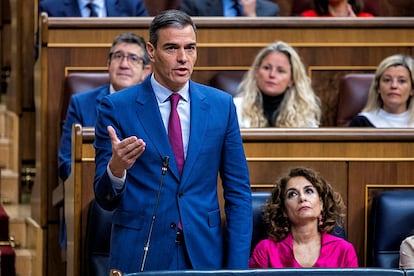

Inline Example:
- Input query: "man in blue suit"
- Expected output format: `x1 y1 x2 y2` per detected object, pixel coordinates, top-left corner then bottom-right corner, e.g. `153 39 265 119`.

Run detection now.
94 9 252 274
57 33 150 252
58 32 151 182
180 0 279 17
38 0 148 17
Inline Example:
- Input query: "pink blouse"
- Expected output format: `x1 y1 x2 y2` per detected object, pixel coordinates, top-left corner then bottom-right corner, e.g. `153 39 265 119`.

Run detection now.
249 232 358 268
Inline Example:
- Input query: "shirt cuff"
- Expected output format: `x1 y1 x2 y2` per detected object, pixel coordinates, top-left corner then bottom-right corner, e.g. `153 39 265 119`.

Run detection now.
107 163 126 189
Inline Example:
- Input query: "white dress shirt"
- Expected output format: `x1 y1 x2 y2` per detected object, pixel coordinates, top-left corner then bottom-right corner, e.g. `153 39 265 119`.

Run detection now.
78 0 107 17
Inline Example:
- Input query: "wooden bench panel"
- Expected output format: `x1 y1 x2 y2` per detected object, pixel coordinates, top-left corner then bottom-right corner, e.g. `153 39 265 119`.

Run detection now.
66 127 414 273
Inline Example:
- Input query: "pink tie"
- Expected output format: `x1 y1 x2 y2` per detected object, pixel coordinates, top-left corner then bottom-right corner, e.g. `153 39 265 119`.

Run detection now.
168 93 184 175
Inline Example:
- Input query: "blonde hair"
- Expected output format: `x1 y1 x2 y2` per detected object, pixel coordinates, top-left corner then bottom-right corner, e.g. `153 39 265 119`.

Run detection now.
237 41 321 127
362 54 414 122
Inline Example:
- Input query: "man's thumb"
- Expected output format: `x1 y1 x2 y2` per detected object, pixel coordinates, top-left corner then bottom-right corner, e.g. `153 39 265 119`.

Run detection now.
107 125 120 143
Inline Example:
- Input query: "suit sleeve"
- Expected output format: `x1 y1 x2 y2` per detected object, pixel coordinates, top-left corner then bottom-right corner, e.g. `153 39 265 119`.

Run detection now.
179 0 198 16
93 96 124 211
58 96 81 181
220 97 253 269
134 0 148 16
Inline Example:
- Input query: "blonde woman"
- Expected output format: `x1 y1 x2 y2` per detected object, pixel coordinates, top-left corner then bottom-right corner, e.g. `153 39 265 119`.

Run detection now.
350 54 414 127
234 41 321 128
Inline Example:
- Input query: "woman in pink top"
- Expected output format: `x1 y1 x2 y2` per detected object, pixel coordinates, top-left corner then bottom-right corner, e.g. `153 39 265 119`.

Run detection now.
249 167 358 268
301 0 374 17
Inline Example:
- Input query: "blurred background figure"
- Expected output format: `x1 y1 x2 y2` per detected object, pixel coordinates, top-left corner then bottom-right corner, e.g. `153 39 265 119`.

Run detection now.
350 54 414 127
38 0 148 17
301 0 374 17
400 235 414 269
35 0 148 59
234 40 321 128
250 167 358 268
180 0 279 17
57 32 151 251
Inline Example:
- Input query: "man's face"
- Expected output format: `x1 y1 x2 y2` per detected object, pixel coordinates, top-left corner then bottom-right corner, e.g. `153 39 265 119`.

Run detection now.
108 42 150 91
147 25 197 92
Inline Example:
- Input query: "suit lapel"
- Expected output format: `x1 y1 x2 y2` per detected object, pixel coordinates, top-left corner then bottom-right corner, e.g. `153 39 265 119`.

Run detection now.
105 0 119 16
180 81 209 184
95 85 110 107
64 0 81 16
135 79 181 179
207 0 224 16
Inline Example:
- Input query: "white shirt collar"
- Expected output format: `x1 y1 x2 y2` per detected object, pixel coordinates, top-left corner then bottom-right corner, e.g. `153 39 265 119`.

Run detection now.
78 0 106 17
150 73 189 104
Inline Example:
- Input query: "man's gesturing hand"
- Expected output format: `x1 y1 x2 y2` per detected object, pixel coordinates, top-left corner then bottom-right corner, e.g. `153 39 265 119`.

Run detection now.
107 125 146 178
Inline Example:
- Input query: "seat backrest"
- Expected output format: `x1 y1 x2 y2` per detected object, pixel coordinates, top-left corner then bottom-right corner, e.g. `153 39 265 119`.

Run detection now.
209 71 245 97
84 199 113 276
368 190 414 268
251 192 271 252
61 72 110 124
336 73 374 126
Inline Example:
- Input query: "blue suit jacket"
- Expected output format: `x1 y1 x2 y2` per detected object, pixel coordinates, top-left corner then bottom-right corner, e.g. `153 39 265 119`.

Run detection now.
180 0 279 16
94 76 252 273
38 0 148 17
58 85 110 181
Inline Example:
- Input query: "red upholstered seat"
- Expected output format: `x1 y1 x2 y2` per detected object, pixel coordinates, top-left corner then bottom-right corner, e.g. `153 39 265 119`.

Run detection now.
0 204 15 275
336 73 374 126
61 72 110 126
209 71 245 97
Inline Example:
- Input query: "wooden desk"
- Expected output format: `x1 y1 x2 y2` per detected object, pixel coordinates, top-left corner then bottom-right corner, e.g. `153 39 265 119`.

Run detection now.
35 16 414 274
242 128 414 266
66 127 414 273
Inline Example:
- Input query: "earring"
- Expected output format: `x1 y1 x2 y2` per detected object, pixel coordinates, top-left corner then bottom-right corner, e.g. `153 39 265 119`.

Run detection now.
318 214 323 226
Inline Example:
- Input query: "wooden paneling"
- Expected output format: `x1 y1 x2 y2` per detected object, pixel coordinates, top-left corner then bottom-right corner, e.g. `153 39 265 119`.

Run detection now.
67 127 414 272
241 128 414 266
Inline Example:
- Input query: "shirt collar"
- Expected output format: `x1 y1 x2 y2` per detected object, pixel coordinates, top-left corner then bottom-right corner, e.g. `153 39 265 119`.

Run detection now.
78 0 105 11
150 73 190 104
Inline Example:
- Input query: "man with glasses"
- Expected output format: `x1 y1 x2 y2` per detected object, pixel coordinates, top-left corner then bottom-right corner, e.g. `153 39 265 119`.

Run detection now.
57 32 151 249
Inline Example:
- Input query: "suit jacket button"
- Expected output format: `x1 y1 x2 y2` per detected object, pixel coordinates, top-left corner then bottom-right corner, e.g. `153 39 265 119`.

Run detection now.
170 222 176 228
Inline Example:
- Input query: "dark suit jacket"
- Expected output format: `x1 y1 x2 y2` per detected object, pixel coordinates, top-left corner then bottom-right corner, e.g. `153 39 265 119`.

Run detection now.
180 0 279 16
58 85 110 181
38 0 148 17
94 76 252 273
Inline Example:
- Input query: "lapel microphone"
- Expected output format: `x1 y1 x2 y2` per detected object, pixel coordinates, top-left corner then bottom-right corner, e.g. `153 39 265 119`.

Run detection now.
140 156 170 272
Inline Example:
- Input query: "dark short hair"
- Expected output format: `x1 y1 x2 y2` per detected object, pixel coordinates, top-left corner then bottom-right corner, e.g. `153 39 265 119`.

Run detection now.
108 32 150 65
149 9 196 48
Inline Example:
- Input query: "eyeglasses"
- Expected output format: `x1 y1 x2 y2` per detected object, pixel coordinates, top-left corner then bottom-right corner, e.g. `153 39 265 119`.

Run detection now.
111 51 143 66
